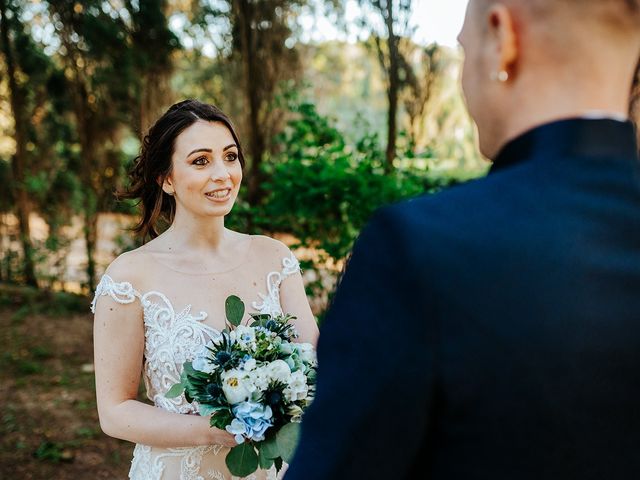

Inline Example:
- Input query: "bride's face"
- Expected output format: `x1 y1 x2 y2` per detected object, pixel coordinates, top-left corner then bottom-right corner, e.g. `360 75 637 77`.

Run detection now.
163 120 243 219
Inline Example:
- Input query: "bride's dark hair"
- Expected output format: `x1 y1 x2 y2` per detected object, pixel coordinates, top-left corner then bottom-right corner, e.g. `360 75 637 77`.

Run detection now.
120 100 245 240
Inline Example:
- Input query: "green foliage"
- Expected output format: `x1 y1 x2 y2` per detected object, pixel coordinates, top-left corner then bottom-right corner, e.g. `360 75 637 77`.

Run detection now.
164 382 185 399
209 409 234 431
259 99 447 261
259 434 280 460
275 422 300 463
226 442 259 477
34 441 66 462
258 445 275 469
225 295 245 327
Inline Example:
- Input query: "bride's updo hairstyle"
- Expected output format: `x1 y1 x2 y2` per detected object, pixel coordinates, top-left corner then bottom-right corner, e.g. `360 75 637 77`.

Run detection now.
122 100 245 240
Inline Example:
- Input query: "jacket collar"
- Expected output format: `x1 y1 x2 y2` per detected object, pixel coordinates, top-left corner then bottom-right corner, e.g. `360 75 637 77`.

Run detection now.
490 118 639 174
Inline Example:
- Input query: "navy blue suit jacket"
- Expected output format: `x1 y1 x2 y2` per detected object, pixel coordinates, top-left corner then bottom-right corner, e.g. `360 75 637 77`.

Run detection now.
286 119 640 479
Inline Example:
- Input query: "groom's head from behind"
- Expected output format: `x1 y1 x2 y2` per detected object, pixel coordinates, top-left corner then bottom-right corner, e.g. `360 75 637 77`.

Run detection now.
459 0 640 159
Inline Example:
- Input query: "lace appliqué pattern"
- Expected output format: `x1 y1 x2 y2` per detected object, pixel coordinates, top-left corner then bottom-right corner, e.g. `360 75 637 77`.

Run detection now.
91 274 139 313
91 253 299 480
251 254 300 318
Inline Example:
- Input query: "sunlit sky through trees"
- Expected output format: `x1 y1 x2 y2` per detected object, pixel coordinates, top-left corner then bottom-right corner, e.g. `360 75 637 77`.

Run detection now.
167 0 469 56
299 0 468 48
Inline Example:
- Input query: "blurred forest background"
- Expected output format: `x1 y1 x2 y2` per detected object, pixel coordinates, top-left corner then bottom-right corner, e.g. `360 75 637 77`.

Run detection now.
0 0 488 304
0 0 638 478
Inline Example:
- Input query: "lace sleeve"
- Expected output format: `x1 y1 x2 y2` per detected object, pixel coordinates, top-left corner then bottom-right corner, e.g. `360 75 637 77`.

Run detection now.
91 274 141 314
251 252 301 317
281 252 301 279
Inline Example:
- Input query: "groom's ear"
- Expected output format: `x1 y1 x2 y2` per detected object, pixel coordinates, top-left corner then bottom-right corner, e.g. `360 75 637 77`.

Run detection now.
485 4 519 79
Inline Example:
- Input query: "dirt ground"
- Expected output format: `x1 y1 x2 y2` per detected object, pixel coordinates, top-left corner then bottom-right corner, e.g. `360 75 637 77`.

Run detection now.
0 293 134 479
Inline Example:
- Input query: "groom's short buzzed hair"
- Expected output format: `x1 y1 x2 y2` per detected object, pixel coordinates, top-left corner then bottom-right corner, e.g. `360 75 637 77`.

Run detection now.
477 0 640 32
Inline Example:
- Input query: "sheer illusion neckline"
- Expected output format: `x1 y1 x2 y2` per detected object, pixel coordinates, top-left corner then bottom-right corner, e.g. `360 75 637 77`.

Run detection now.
137 235 254 276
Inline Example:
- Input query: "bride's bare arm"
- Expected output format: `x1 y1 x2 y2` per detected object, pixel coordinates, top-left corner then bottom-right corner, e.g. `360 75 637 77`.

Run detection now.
280 269 319 346
274 252 319 346
93 260 236 449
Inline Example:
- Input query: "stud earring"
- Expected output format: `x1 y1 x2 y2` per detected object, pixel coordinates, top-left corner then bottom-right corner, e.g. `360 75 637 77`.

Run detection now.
491 70 509 82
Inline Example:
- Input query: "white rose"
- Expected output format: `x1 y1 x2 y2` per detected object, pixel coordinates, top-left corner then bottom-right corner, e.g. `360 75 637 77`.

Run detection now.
265 360 291 383
221 369 251 405
295 343 317 364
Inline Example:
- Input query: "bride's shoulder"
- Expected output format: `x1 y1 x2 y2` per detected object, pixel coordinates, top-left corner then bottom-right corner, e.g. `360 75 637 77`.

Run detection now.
249 235 293 259
101 246 152 286
248 235 299 275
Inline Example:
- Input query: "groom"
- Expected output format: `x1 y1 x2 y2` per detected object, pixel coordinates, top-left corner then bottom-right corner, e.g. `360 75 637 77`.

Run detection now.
286 1 640 479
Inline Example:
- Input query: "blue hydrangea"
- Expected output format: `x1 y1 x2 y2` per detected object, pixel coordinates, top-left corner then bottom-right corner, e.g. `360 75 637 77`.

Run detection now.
225 401 274 444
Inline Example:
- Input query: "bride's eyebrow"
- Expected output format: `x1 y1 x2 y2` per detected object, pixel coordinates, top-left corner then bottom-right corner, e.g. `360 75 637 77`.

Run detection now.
185 145 236 158
186 148 212 158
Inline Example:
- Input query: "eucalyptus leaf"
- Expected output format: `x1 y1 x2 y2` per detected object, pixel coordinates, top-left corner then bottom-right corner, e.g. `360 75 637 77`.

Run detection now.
165 382 184 399
260 435 280 459
225 442 258 477
276 423 301 463
257 444 275 470
225 295 245 327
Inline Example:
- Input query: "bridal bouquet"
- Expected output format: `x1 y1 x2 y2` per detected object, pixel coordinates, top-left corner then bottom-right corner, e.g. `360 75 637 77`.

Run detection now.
166 295 317 477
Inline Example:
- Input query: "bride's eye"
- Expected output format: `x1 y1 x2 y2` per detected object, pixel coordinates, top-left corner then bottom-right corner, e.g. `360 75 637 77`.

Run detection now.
193 156 208 166
225 152 238 162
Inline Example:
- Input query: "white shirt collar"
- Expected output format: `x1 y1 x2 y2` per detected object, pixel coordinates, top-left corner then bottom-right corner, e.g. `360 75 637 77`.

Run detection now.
580 111 629 122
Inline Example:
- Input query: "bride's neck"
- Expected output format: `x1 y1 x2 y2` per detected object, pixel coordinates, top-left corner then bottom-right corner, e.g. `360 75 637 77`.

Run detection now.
165 211 227 251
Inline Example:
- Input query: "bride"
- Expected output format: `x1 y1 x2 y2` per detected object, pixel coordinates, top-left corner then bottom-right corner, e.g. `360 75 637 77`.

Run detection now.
92 99 319 479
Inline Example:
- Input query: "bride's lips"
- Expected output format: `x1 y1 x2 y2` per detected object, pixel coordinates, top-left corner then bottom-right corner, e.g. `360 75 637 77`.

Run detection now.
205 187 233 202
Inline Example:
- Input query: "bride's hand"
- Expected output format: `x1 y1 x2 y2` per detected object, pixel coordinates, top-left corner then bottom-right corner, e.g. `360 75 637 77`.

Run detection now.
208 427 238 448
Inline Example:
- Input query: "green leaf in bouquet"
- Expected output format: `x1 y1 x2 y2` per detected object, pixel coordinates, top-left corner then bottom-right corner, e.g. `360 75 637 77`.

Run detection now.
210 408 234 430
276 422 301 463
225 295 245 327
198 404 217 416
257 443 275 470
225 442 258 477
249 313 271 327
183 361 207 380
259 434 280 460
165 382 185 399
274 456 283 472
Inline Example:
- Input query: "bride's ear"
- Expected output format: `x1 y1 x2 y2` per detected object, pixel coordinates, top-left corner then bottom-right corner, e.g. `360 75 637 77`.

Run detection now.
160 176 175 196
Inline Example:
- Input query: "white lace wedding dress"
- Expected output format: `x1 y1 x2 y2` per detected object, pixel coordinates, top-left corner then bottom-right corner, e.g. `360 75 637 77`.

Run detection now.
91 249 300 480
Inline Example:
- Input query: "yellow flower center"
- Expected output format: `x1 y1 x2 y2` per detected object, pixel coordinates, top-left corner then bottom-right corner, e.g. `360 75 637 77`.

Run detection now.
227 377 239 387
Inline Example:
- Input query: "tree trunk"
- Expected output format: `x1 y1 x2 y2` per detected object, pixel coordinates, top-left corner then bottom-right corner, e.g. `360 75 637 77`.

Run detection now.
83 206 98 292
236 0 267 205
0 0 38 287
384 1 399 173
70 70 99 291
136 0 174 136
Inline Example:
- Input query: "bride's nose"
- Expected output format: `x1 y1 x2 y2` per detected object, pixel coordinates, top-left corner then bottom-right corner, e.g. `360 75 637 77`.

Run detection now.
210 161 231 182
